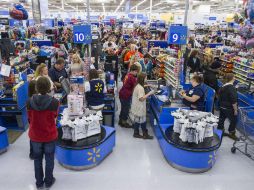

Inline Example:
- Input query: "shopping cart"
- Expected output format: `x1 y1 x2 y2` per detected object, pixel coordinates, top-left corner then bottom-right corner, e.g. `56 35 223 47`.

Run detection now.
231 107 254 160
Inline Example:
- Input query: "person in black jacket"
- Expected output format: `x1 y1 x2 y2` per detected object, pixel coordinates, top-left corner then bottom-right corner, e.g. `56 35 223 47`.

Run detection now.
187 49 201 73
183 43 192 76
203 56 221 93
218 73 238 140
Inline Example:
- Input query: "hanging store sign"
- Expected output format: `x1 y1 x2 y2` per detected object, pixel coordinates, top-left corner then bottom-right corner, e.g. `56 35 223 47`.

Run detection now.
73 25 92 44
168 25 188 45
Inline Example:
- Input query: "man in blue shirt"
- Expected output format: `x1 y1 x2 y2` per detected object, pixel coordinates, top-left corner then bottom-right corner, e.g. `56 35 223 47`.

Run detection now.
49 58 68 92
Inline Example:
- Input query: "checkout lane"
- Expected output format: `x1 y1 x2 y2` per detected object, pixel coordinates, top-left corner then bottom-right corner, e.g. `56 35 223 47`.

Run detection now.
147 80 223 173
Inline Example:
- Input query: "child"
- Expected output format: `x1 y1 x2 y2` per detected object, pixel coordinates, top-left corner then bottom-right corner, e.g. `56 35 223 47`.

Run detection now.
119 64 139 128
28 80 37 160
27 77 59 189
129 73 154 139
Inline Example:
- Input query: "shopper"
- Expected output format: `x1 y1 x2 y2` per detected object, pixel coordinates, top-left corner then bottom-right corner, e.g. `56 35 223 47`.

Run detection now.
183 43 192 76
218 73 238 140
85 69 107 110
49 58 68 92
180 75 205 111
28 80 37 160
124 44 143 66
34 63 55 95
103 36 117 50
129 73 154 139
187 49 201 73
70 54 84 76
27 76 59 189
119 64 139 128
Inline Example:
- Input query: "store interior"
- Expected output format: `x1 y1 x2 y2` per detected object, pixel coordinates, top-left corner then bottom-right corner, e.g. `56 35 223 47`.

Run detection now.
0 0 254 190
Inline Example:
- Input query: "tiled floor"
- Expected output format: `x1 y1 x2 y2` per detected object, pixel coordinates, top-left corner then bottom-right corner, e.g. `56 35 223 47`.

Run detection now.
0 97 254 190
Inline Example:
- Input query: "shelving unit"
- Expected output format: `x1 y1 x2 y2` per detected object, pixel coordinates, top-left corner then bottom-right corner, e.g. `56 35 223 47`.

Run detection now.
233 58 254 85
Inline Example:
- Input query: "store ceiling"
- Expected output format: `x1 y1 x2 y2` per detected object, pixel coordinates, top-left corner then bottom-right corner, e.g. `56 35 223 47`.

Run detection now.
0 0 243 13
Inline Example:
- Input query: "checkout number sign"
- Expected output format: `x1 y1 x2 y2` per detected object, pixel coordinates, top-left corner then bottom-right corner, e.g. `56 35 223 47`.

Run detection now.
73 25 92 44
168 25 188 45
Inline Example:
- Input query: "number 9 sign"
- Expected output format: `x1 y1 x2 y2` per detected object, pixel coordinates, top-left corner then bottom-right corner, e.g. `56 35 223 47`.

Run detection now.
168 25 188 45
170 33 180 43
172 33 179 42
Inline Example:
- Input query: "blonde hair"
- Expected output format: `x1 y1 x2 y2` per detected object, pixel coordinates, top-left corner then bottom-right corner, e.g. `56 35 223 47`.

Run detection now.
34 63 47 79
72 54 82 64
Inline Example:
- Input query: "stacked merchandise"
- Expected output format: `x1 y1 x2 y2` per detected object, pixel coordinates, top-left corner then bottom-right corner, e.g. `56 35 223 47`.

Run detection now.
233 56 254 85
60 108 102 142
163 48 181 88
60 76 101 142
172 109 219 144
219 53 234 75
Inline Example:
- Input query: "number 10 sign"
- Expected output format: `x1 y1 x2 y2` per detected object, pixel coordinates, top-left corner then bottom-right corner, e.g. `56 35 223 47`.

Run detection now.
168 25 188 45
73 25 92 44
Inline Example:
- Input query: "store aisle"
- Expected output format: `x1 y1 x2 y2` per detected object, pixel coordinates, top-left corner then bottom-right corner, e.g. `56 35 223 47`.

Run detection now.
0 100 254 190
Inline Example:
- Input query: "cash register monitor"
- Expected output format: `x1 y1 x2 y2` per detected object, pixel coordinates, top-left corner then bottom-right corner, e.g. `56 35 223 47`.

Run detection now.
59 77 70 95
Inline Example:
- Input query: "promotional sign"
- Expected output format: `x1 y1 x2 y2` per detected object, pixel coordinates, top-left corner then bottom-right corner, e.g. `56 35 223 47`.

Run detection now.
168 25 188 45
209 17 217 21
73 25 92 44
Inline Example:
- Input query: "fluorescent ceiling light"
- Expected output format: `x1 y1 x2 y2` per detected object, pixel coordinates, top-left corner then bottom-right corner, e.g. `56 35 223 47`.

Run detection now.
114 0 125 13
144 2 164 10
65 3 68 6
131 0 147 10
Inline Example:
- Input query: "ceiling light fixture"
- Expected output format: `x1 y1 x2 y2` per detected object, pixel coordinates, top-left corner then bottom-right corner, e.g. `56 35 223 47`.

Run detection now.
131 0 147 10
114 0 125 13
144 1 164 10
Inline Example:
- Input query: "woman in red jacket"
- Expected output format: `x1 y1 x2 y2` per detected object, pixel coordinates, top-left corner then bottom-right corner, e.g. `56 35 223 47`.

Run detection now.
27 76 59 189
119 64 139 128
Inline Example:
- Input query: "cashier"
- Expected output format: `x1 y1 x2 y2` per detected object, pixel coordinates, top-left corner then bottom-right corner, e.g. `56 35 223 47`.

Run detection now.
85 69 107 110
48 58 68 92
180 75 205 111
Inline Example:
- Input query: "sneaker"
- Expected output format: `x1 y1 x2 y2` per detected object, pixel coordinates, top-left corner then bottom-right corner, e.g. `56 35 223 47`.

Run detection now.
45 177 56 189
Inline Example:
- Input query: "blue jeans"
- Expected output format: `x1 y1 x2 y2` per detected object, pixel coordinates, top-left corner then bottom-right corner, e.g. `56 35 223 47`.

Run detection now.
31 141 56 187
119 98 131 121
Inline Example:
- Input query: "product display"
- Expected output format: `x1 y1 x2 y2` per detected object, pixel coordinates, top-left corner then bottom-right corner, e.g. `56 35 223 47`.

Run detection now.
60 108 102 142
172 109 219 144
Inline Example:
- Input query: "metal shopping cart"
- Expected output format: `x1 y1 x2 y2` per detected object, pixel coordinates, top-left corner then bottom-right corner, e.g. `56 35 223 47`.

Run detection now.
231 107 254 160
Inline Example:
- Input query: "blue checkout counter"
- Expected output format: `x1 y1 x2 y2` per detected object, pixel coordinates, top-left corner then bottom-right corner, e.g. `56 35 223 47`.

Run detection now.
148 84 223 173
56 125 115 170
55 94 116 170
0 82 29 130
0 126 9 154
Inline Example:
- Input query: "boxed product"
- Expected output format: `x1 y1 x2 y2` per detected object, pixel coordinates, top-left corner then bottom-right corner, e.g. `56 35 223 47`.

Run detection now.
67 94 84 116
70 76 85 95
